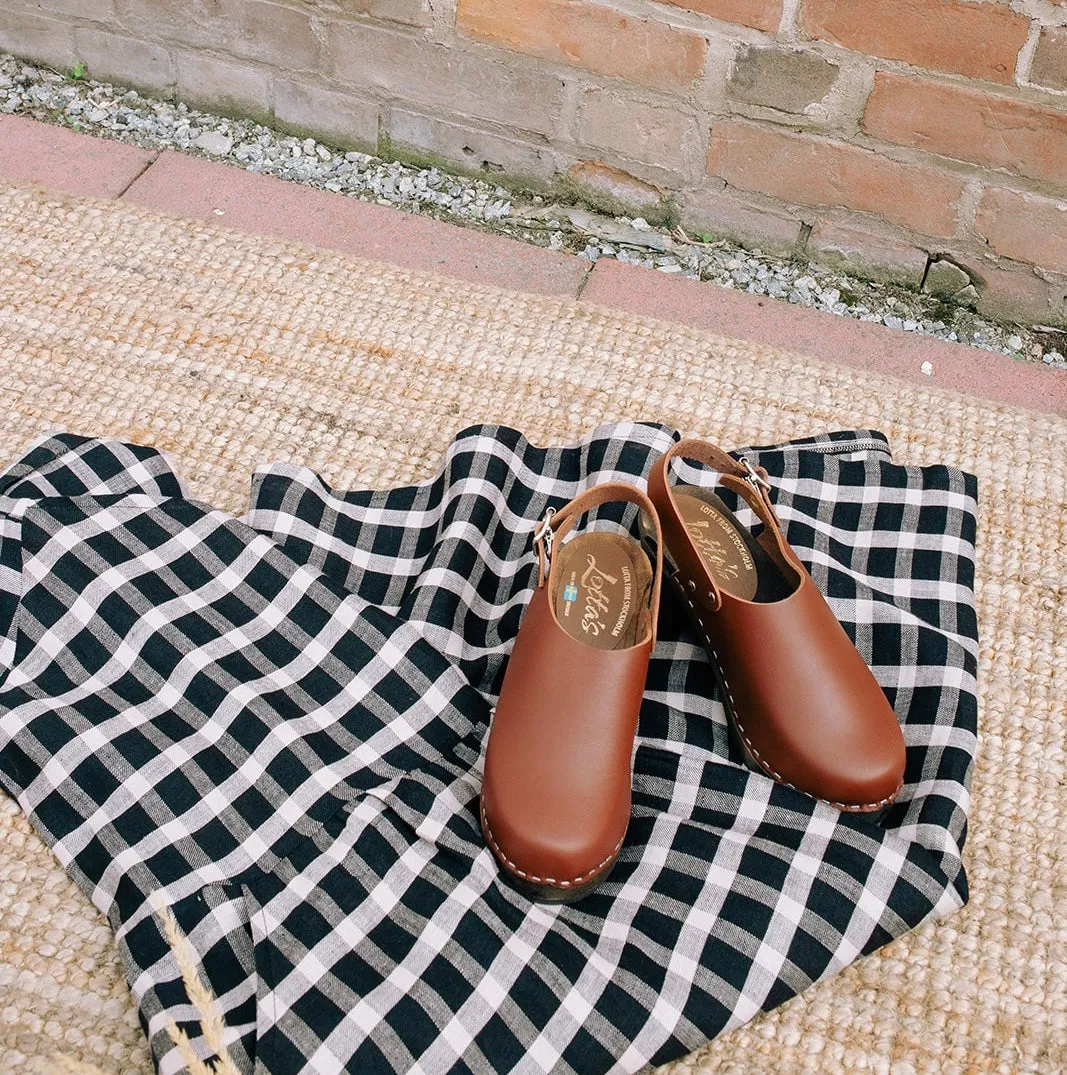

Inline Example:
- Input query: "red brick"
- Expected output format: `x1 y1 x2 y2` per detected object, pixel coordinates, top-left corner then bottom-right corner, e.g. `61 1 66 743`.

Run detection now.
1031 26 1067 92
652 0 782 33
566 162 662 209
73 28 173 94
1048 274 1067 328
298 0 430 25
863 72 1067 189
36 0 114 18
0 8 75 71
225 0 320 70
682 188 801 252
329 23 565 137
175 52 271 123
274 80 379 151
970 262 1054 324
114 0 224 49
578 89 694 172
942 253 1057 324
974 187 1067 274
707 120 965 237
800 0 1029 85
456 0 706 93
728 46 839 114
808 220 928 285
364 0 431 26
386 109 557 183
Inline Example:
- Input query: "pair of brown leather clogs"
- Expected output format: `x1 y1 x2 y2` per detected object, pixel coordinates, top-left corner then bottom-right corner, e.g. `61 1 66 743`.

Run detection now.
480 439 906 903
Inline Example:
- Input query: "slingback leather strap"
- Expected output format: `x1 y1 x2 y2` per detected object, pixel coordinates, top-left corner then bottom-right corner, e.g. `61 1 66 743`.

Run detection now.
533 482 664 645
644 437 908 812
647 438 788 613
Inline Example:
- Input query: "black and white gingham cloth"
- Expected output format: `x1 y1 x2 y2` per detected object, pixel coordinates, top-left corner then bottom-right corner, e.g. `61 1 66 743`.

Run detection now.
0 424 978 1074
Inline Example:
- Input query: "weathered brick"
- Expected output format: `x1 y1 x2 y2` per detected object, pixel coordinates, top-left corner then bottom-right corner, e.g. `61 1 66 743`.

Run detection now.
800 0 1029 85
1046 274 1067 328
578 89 694 172
863 72 1067 189
682 187 801 251
974 187 1067 274
292 0 430 25
387 109 556 183
36 0 114 19
225 0 320 70
728 46 839 114
73 28 173 93
566 161 662 210
274 79 378 150
923 258 971 298
328 23 564 137
808 220 928 285
979 275 1054 324
1031 26 1067 92
0 8 75 70
115 0 224 49
365 0 431 26
652 0 782 33
456 0 705 93
707 120 965 237
961 259 1055 323
176 52 271 122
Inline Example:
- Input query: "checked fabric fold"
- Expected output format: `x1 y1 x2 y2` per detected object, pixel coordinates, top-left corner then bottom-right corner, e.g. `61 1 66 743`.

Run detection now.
0 423 978 1075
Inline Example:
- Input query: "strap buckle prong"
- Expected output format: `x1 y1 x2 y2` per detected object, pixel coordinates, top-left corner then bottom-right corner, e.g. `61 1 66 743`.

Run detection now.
738 456 772 492
533 506 557 562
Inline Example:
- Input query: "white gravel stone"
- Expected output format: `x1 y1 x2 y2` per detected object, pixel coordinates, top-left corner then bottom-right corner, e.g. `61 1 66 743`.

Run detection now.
193 131 233 156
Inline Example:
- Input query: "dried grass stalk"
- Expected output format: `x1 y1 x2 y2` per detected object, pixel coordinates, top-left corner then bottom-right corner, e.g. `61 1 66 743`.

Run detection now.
154 895 243 1075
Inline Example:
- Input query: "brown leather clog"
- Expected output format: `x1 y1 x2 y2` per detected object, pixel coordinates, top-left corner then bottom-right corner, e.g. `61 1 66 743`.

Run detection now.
481 483 663 902
647 439 905 813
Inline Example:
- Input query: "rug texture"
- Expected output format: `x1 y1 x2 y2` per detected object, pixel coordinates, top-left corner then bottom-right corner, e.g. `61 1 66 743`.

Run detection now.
0 182 1062 1075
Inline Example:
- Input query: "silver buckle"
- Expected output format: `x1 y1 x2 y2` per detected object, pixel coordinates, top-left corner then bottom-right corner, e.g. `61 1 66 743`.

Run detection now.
533 506 557 561
737 456 772 492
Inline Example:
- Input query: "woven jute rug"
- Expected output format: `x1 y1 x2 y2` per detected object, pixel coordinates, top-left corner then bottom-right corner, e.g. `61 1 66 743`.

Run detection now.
0 182 1063 1074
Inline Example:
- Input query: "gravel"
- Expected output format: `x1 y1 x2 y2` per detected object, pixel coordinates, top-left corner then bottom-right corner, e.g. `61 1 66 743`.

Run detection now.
192 130 233 156
2 53 1065 370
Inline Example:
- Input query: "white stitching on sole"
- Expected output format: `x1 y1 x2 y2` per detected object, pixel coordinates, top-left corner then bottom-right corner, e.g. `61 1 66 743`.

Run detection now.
480 801 624 888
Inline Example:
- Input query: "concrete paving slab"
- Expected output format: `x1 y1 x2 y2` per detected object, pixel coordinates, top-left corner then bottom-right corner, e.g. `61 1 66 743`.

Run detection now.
581 259 1067 416
0 114 155 198
121 151 590 297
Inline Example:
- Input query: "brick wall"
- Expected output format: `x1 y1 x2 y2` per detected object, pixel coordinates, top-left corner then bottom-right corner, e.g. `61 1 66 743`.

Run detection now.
3 0 1065 325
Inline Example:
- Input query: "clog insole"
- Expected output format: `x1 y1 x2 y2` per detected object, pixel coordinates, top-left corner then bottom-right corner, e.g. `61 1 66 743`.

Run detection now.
551 532 653 649
674 490 791 603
